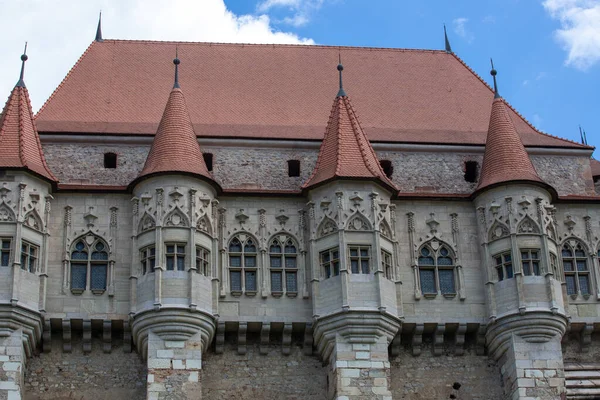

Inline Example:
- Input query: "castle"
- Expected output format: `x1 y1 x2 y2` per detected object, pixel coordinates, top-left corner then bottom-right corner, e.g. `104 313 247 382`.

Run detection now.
0 21 599 400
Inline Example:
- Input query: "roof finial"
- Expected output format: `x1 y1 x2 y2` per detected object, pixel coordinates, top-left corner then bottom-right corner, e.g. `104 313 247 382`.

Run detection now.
173 47 181 89
337 52 346 97
444 24 452 53
580 125 585 144
95 11 103 42
490 58 500 99
15 42 28 88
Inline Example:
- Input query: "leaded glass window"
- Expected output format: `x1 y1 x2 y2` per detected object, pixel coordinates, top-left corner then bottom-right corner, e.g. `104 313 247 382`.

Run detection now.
521 249 541 276
494 252 513 282
0 238 11 267
381 250 393 280
562 241 590 296
70 237 109 294
320 248 340 279
228 236 259 294
165 243 185 271
195 246 210 276
349 246 370 274
140 246 156 275
21 241 38 273
269 236 298 295
418 243 456 296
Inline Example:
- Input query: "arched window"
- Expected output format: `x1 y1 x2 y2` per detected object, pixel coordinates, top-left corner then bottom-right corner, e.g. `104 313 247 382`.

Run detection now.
71 237 109 294
269 237 298 294
562 242 590 296
229 236 257 294
418 243 456 296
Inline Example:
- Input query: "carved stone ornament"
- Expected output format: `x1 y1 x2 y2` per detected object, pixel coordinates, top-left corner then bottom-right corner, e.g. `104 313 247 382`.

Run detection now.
139 213 156 232
546 224 557 240
24 211 42 231
276 210 289 227
29 190 40 205
517 215 540 234
196 215 211 234
168 187 184 203
349 192 363 207
0 203 15 222
0 184 11 199
320 198 332 211
84 207 98 228
140 193 152 206
564 215 576 232
489 202 501 216
235 209 249 225
518 198 531 210
489 221 510 241
165 208 187 227
426 213 439 234
380 220 392 238
347 214 370 231
318 217 337 238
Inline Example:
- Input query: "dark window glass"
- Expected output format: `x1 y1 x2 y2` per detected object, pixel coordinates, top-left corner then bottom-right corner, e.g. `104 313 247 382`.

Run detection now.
203 153 213 171
464 161 478 183
91 264 107 290
287 160 300 177
380 160 393 178
104 153 117 169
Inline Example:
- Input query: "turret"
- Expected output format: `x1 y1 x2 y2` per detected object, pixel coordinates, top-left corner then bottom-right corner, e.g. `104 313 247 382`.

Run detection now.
473 61 567 399
303 58 401 400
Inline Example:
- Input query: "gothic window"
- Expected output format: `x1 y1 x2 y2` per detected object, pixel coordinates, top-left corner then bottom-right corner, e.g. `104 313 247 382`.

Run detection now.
349 246 370 274
165 243 186 271
228 236 258 294
418 244 456 296
521 249 541 276
269 237 298 294
494 251 513 281
196 246 210 276
381 250 393 280
21 241 38 273
70 237 109 294
320 248 340 279
140 245 156 275
550 253 559 277
562 242 590 296
0 238 11 267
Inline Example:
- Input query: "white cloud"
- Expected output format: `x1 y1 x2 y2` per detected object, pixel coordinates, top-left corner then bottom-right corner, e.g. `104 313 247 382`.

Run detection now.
257 0 325 27
0 0 314 111
452 17 474 44
542 0 600 69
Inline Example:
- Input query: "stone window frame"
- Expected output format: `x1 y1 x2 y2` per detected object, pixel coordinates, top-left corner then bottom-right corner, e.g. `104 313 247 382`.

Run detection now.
70 236 109 295
20 240 39 274
268 235 298 297
320 247 340 279
165 243 186 271
494 251 514 282
228 235 258 296
140 245 156 275
381 249 393 280
562 241 590 298
549 252 559 278
520 248 541 276
195 245 210 276
0 237 12 267
417 242 457 298
348 245 371 274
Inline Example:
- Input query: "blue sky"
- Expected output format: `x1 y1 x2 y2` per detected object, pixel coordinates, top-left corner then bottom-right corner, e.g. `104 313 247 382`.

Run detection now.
0 0 598 152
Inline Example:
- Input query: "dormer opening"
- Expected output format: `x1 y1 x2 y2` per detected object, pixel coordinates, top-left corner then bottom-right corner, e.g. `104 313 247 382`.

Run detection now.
464 161 478 183
288 160 300 177
104 153 117 169
380 160 393 178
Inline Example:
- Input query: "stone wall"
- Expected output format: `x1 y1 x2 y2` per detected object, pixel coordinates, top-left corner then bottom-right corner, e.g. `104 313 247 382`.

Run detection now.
390 345 503 400
23 336 146 400
41 141 595 196
201 334 327 400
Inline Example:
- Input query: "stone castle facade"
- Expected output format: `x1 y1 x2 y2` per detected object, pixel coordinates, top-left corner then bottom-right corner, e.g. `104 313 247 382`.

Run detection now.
1 26 600 400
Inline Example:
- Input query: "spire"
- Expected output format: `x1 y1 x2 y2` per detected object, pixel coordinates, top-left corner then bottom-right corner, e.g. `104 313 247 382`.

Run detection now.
173 48 180 89
132 56 218 190
303 62 396 192
475 63 548 195
0 51 57 183
337 53 346 97
95 12 103 42
444 24 452 53
490 58 500 99
15 43 28 88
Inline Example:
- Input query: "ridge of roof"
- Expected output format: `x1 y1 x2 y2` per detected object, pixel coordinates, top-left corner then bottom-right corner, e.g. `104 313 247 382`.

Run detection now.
475 97 546 194
133 85 218 189
303 94 397 192
450 52 590 150
35 41 97 119
0 86 57 183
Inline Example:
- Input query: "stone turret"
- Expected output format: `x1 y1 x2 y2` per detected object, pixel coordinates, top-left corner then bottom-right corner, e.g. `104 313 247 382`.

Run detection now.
473 63 567 399
303 60 401 400
0 47 57 399
129 54 220 399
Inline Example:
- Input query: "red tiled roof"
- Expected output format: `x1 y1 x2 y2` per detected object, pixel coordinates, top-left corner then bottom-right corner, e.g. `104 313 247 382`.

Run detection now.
0 85 57 183
35 41 588 149
133 86 217 187
476 98 545 193
303 94 397 192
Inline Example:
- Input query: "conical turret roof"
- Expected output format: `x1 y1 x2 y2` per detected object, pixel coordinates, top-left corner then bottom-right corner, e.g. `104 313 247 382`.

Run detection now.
303 63 396 193
0 52 57 183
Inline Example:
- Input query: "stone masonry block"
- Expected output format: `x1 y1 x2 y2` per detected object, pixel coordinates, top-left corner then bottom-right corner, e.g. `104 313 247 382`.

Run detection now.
156 350 174 359
148 359 171 369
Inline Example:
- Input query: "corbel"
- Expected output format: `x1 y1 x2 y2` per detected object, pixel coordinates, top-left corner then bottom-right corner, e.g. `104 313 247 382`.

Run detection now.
103 320 112 353
412 323 424 356
454 323 467 356
83 320 92 354
62 319 72 353
238 322 247 355
260 322 271 355
303 323 313 356
123 320 132 353
282 323 292 356
42 319 51 353
579 323 594 353
433 324 444 356
215 321 225 354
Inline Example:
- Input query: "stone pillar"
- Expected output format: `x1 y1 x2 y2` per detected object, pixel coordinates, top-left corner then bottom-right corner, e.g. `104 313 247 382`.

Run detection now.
146 332 203 400
0 330 25 400
328 335 392 400
498 334 565 400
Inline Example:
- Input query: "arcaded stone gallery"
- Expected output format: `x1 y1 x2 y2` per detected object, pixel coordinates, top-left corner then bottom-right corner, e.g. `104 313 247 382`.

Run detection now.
1 22 599 400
